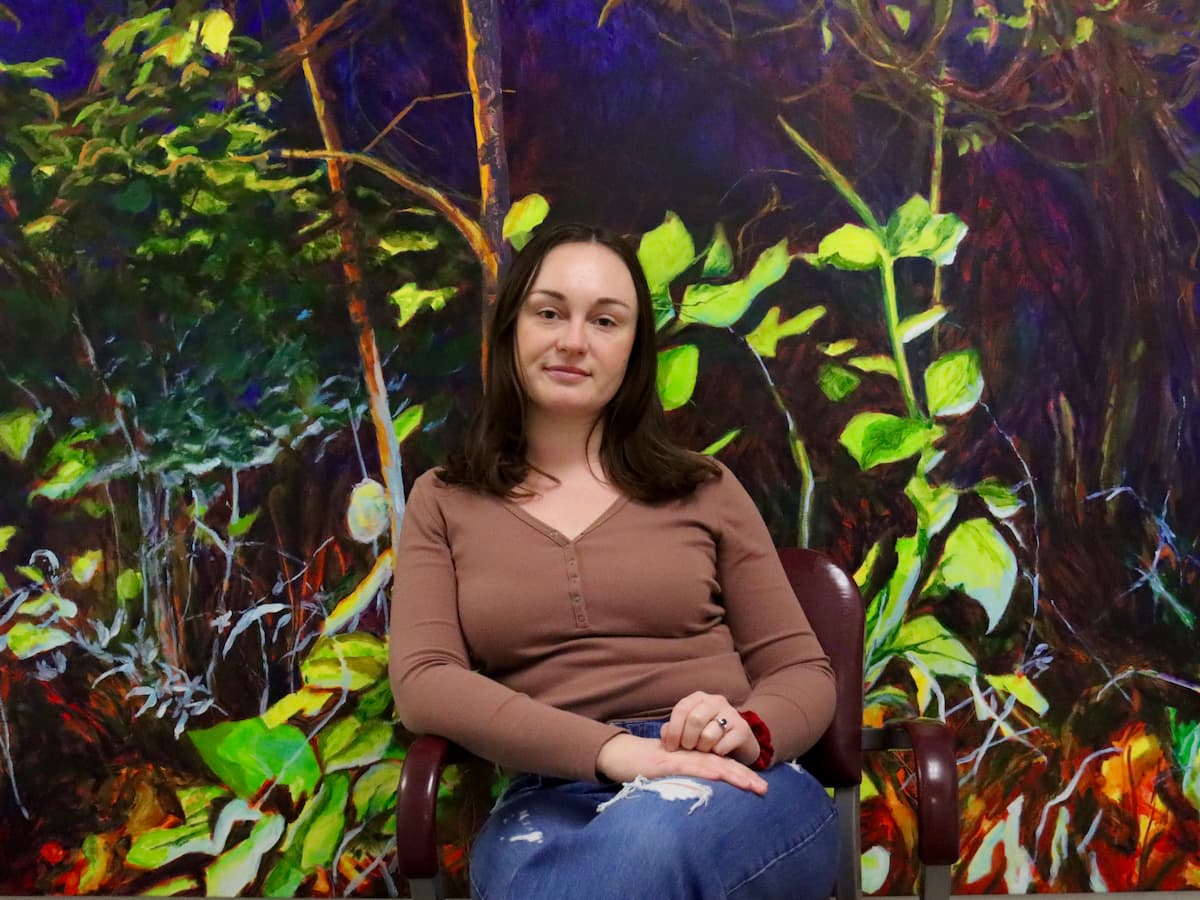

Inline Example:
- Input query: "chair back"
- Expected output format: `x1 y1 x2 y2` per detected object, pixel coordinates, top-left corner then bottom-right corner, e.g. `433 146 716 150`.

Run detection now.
779 548 865 788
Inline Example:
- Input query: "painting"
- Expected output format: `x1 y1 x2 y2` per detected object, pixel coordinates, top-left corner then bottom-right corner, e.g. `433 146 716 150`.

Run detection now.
1 0 1198 894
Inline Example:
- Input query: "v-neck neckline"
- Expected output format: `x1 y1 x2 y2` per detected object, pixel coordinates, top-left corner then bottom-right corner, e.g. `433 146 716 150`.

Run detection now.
503 494 630 545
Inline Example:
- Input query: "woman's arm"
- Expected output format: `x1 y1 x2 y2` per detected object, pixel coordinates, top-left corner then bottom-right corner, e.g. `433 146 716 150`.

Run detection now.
388 472 624 782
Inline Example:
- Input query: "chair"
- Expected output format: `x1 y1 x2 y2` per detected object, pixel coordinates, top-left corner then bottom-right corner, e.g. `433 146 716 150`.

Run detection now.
395 548 960 900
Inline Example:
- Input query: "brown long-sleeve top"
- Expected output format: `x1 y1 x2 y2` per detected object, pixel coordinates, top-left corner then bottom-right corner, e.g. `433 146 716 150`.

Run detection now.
388 461 836 783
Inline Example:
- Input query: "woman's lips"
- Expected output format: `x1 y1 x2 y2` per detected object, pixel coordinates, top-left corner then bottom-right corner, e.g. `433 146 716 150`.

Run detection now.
545 365 588 381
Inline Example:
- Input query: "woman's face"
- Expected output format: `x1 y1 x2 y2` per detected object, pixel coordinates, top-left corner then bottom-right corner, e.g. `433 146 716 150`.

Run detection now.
514 241 639 425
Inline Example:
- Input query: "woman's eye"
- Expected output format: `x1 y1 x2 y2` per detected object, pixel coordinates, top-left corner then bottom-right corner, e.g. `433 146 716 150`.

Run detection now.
594 317 617 328
537 309 559 320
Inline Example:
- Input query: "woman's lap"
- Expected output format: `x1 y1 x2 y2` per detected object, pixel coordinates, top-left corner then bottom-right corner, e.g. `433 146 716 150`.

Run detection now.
469 758 838 900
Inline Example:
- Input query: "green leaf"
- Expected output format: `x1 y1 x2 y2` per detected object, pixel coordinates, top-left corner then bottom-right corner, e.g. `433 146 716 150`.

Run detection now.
892 615 978 679
679 239 791 327
293 772 350 871
701 223 734 278
865 534 923 671
393 404 424 444
0 525 15 553
1073 15 1094 45
141 28 196 67
205 814 285 897
0 57 64 79
887 5 912 31
21 215 65 237
127 820 213 869
71 550 103 585
345 479 389 544
1168 709 1200 814
817 363 861 402
261 687 333 728
0 408 45 462
199 9 233 55
819 338 858 357
18 591 78 619
189 719 321 804
5 621 72 659
923 518 1017 633
985 673 1048 716
746 305 826 357
637 212 695 293
701 429 741 456
847 355 898 378
925 350 983 417
30 458 96 501
318 717 398 772
352 761 402 823
103 10 171 55
379 232 438 254
116 569 143 602
145 876 200 896
79 833 113 894
898 305 948 343
228 509 259 538
0 152 12 188
388 283 457 328
503 194 550 251
112 179 152 213
839 413 939 470
179 786 230 821
809 224 884 271
656 345 699 412
300 633 388 692
884 195 968 265
322 551 394 635
17 565 44 583
652 287 675 331
974 477 1024 518
905 476 959 536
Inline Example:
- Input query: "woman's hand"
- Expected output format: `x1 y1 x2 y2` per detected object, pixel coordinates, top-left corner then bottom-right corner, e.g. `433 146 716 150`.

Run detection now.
595 733 768 795
660 692 760 767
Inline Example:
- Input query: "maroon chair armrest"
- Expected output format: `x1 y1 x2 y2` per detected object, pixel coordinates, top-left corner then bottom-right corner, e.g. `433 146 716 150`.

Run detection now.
395 735 454 879
866 718 960 866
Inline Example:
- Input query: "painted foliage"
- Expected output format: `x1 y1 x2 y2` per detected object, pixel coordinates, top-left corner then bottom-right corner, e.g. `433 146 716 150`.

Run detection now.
1 0 1198 894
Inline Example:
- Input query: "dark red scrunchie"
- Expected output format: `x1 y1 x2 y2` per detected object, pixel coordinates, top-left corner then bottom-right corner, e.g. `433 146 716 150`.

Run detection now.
738 710 774 770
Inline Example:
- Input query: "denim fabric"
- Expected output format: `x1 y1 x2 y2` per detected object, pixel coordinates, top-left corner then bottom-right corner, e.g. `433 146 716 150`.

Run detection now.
469 719 838 899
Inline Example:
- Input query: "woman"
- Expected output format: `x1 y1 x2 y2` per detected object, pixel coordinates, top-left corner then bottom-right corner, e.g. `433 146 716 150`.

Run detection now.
389 223 838 899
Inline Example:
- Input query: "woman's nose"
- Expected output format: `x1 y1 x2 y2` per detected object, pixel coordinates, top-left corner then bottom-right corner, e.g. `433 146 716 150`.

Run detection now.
556 320 587 352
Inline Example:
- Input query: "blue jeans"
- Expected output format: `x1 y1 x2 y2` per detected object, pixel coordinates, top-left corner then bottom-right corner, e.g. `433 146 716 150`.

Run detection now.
469 719 838 899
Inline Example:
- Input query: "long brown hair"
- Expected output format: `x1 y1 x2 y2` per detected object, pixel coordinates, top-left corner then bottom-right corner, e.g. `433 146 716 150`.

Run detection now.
438 222 718 502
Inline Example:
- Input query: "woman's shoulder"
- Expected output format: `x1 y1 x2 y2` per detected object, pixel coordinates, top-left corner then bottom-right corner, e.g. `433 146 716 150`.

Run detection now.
408 466 504 514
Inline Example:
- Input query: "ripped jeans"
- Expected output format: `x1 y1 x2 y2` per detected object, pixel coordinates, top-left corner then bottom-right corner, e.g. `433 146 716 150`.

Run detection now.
469 719 838 899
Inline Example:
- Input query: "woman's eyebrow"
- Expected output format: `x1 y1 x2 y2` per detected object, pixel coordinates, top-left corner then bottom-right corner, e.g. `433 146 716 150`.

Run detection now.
526 289 632 308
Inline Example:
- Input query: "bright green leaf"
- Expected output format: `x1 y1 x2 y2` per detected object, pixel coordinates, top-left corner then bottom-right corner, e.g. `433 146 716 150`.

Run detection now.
923 518 1017 633
637 212 695 293
865 534 923 669
0 409 45 462
985 673 1049 716
300 633 388 691
319 717 398 772
227 509 259 539
178 785 230 821
189 719 321 804
503 194 550 251
746 304 826 357
21 215 65 237
680 239 792 327
18 591 78 619
885 195 969 264
127 820 213 869
1073 16 1094 45
887 5 912 31
0 57 64 79
905 476 959 536
0 526 15 553
393 404 424 444
700 429 740 456
79 833 114 894
103 10 170 55
847 355 898 378
656 345 699 412
839 413 938 470
205 814 284 897
819 338 858 357
817 363 861 402
112 180 152 213
702 223 734 278
974 478 1024 518
30 458 96 501
898 305 948 343
71 550 103 585
144 876 200 896
140 28 196 67
388 283 457 328
893 615 978 679
199 10 233 55
809 224 885 271
926 350 983 417
346 479 389 544
261 687 333 729
116 569 143 602
321 550 394 635
298 773 350 871
379 232 438 254
16 565 43 583
352 761 402 823
5 621 72 658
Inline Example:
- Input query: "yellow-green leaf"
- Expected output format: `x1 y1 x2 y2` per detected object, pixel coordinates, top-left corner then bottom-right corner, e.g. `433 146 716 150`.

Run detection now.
923 518 1017 633
227 509 259 538
0 408 45 461
21 215 64 237
18 591 78 619
346 479 389 544
925 350 983 417
321 550 394 635
898 305 947 343
0 525 16 553
809 224 884 271
6 621 72 659
198 10 233 55
379 231 439 254
817 363 861 402
848 355 898 378
116 568 143 602
701 428 740 456
904 475 958 536
746 304 825 357
388 283 456 328
300 633 388 691
503 194 550 251
985 672 1049 716
892 615 977 679
862 846 890 894
702 222 734 278
819 338 858 357
656 345 699 412
887 5 912 32
637 212 695 293
261 687 333 728
393 404 424 444
144 875 199 896
839 412 938 470
205 814 285 897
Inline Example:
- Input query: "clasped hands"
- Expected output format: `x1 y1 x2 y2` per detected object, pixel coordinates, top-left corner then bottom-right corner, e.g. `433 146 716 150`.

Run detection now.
595 691 767 795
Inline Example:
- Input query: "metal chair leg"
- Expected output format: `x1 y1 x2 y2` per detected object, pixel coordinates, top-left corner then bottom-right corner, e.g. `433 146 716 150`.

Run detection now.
834 786 862 900
919 864 952 900
408 873 446 900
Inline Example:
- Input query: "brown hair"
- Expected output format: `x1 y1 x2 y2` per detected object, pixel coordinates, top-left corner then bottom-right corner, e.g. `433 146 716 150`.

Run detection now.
438 222 718 502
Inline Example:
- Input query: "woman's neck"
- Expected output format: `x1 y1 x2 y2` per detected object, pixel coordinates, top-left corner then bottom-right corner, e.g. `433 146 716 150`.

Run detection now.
524 411 605 481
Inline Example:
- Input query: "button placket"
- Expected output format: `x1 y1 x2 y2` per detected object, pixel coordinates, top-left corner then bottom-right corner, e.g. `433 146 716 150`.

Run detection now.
564 545 588 627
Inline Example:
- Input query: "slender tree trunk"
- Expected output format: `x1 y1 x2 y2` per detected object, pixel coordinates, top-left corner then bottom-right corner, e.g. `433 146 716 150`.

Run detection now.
286 0 406 559
461 0 511 364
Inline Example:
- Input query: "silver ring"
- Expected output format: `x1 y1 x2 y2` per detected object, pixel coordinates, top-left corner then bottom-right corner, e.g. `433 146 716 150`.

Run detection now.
716 716 729 731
